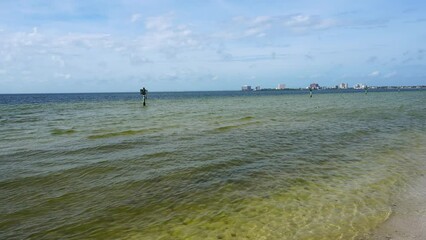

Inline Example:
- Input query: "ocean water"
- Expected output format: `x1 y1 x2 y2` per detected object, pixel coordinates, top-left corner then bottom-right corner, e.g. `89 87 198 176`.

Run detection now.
1 90 425 240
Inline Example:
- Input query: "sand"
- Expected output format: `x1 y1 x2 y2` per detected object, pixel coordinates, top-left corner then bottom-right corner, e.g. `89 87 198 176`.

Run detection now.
366 175 426 240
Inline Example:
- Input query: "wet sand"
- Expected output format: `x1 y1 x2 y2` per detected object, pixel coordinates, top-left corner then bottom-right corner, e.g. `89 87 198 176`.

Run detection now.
367 175 426 240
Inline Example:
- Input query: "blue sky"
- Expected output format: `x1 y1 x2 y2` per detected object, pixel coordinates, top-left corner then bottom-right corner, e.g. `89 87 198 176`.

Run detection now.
0 0 425 93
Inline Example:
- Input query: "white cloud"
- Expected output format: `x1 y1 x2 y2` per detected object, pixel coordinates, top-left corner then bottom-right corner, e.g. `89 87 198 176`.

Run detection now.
51 55 65 67
131 13 142 23
54 33 112 49
224 15 272 39
284 14 336 31
285 15 312 27
54 73 71 79
0 2 423 93
136 14 202 56
29 27 38 37
222 13 337 40
5 27 44 47
129 54 151 65
145 14 173 31
368 70 380 77
251 16 272 25
244 27 266 37
139 27 198 49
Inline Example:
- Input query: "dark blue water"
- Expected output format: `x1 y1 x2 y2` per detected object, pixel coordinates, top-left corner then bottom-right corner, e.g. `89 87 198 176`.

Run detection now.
0 88 423 105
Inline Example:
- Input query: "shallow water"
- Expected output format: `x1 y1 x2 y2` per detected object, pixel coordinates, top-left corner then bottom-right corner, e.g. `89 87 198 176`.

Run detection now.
1 90 425 239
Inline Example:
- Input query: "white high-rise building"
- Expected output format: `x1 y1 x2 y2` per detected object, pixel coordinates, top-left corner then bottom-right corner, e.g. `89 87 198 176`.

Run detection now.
339 83 348 89
354 83 366 89
242 85 252 91
277 84 286 90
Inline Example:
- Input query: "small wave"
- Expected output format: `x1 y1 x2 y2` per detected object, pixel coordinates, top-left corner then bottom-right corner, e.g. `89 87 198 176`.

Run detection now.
215 125 241 132
239 116 254 121
212 121 260 133
51 128 76 135
87 128 159 139
5 116 41 124
144 151 177 159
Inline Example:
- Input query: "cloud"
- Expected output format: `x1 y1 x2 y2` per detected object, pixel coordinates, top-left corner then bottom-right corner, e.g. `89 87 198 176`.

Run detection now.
54 73 71 79
54 33 112 49
284 15 315 27
145 14 174 31
1 0 425 93
195 73 220 83
214 52 287 62
135 14 203 58
368 70 380 77
131 13 142 23
252 16 272 25
50 55 65 67
139 25 199 52
227 15 272 39
4 27 44 47
244 27 267 37
223 13 337 40
129 54 152 65
1 28 113 55
283 14 337 31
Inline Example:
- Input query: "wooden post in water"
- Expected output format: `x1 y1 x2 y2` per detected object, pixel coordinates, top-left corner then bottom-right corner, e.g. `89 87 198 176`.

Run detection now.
140 87 147 106
309 87 313 98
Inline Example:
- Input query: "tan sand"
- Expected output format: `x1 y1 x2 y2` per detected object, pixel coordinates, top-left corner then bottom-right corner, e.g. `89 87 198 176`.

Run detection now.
366 175 426 240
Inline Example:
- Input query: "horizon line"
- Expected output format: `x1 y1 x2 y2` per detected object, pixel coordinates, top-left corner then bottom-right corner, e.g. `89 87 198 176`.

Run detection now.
1 86 425 95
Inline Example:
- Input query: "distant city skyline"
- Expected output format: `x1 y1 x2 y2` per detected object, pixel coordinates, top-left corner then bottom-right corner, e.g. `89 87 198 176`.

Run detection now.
0 0 426 93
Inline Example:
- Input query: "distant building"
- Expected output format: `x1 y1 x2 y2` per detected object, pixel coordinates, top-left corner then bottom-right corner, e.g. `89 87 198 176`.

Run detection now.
276 84 286 90
255 86 261 91
242 85 252 91
309 83 320 90
354 83 366 89
339 83 348 89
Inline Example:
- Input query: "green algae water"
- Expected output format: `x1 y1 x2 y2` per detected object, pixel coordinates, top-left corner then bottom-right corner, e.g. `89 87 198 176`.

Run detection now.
1 90 425 240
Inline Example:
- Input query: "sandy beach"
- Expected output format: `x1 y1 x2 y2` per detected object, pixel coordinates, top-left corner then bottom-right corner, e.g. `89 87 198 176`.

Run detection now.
367 175 426 240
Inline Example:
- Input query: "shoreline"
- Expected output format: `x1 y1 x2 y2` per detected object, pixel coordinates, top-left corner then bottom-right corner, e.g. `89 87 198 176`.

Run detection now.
366 174 426 240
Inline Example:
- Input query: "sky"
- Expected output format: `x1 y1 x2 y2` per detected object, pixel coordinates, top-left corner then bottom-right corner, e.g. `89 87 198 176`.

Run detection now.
0 0 425 93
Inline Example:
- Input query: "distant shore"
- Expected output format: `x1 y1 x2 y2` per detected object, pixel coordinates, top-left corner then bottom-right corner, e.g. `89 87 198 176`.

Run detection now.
245 85 426 92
